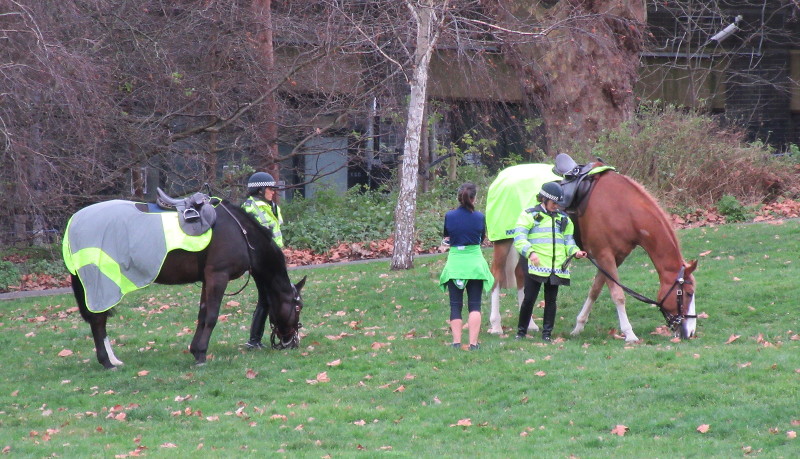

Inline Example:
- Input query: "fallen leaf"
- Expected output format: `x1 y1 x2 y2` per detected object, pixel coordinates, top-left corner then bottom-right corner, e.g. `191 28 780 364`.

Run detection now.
450 418 472 427
697 424 710 433
246 369 257 379
353 419 366 426
137 370 149 377
787 431 796 439
699 250 712 256
725 334 741 344
58 349 73 357
326 359 342 367
393 385 405 393
611 425 629 436
316 372 330 383
534 371 546 377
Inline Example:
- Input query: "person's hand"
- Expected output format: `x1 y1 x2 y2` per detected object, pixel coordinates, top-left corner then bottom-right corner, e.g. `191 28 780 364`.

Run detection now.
575 250 587 259
529 253 541 266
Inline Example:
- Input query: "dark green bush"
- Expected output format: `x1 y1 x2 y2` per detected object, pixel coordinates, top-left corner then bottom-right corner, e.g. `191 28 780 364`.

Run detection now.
0 260 20 291
282 186 395 253
281 164 495 253
716 194 756 223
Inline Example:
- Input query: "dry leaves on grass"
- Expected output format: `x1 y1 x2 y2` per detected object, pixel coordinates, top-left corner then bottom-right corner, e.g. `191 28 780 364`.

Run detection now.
697 424 711 433
610 425 629 436
450 418 472 427
725 334 741 344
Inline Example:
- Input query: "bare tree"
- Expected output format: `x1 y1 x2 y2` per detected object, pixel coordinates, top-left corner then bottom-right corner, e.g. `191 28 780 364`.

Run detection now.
391 0 449 269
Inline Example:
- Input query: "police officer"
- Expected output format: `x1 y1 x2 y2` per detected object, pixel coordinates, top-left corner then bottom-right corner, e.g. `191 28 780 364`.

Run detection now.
242 171 284 348
513 182 586 342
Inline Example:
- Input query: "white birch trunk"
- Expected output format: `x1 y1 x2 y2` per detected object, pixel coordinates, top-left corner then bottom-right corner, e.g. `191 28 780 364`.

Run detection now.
391 0 442 270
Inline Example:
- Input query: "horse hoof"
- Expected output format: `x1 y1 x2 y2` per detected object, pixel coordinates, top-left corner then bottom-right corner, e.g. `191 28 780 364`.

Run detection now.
487 327 503 335
195 361 207 367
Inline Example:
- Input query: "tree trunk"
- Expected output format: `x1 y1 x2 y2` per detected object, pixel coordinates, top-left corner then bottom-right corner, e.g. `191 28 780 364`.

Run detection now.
492 0 646 155
391 0 443 270
253 0 280 182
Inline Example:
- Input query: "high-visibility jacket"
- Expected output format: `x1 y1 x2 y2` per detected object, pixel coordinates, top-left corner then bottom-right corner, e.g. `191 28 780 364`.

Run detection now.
513 204 579 280
242 197 284 248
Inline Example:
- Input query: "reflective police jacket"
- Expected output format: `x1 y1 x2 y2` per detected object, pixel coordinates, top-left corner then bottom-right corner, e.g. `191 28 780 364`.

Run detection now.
512 204 579 279
242 197 284 248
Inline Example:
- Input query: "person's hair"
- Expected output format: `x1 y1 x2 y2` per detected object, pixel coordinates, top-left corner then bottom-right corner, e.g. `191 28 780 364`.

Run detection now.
457 182 477 212
248 187 264 198
536 194 545 203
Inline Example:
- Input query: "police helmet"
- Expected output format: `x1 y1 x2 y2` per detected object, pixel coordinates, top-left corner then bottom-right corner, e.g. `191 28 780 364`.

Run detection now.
247 172 277 190
539 181 563 202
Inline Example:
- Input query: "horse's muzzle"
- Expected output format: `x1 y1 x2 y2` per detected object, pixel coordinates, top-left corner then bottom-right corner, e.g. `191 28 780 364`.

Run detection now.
271 331 300 350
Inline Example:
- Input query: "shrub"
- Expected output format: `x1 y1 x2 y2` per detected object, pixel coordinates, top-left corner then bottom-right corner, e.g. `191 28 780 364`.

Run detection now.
716 194 756 223
589 102 797 209
0 260 20 291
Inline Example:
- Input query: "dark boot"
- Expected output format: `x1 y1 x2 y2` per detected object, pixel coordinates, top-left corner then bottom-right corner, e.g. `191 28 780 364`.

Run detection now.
515 326 527 340
247 305 268 349
541 302 556 342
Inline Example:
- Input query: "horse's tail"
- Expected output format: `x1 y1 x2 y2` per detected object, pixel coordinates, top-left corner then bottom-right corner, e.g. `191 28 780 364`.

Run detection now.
72 275 112 323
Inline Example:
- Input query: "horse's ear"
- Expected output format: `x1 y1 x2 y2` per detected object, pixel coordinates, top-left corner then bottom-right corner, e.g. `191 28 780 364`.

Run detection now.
684 259 698 276
295 275 307 291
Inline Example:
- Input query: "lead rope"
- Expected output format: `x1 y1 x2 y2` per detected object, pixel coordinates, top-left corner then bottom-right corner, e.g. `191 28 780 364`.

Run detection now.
585 256 660 305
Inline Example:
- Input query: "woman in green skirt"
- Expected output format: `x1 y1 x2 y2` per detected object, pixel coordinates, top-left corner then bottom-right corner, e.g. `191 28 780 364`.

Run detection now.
439 183 494 350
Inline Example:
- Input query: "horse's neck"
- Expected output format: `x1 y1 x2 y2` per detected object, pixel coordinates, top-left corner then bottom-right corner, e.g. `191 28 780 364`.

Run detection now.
622 184 685 281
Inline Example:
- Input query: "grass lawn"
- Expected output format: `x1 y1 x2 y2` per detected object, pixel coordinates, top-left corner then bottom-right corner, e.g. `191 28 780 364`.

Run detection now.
1 221 798 458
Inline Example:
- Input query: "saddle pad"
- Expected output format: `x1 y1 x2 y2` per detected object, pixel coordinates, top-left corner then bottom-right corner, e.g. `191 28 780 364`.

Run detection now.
62 200 212 312
486 164 560 242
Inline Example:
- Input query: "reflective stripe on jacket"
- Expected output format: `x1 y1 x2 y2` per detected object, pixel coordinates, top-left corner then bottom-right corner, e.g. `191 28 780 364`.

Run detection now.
512 205 578 279
242 197 284 248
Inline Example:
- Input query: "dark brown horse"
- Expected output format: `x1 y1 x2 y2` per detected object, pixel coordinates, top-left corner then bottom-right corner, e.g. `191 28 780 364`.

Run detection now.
567 168 697 341
68 200 305 369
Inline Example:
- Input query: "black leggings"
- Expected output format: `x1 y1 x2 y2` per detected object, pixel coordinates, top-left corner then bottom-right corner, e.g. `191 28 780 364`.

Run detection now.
517 274 559 331
447 279 483 321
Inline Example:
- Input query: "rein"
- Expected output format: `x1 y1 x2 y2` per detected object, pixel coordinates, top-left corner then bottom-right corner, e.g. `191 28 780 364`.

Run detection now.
586 256 695 329
218 201 255 296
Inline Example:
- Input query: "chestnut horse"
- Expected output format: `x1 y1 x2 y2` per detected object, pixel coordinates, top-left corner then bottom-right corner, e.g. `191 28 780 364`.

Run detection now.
66 200 305 369
567 168 697 341
486 163 698 341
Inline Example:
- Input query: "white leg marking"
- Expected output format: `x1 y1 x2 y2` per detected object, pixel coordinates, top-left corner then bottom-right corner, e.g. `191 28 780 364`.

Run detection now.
487 286 503 334
571 296 594 336
104 336 124 366
683 292 697 338
611 291 639 342
520 287 539 331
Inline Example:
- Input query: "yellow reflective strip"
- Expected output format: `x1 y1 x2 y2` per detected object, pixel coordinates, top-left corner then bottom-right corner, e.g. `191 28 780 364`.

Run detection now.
161 214 212 252
69 247 138 294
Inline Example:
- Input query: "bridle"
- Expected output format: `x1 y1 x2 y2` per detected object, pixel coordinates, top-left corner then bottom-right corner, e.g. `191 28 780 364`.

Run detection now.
586 257 696 331
269 284 303 350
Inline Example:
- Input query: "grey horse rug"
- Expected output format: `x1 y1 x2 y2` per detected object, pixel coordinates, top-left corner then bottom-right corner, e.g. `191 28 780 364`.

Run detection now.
63 200 213 312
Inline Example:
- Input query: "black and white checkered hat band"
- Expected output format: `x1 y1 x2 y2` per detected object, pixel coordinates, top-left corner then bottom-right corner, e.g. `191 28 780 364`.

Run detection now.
540 190 559 201
248 181 277 188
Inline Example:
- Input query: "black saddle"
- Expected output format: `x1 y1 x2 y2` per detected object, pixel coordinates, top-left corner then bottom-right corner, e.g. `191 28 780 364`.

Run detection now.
552 153 606 213
155 188 217 236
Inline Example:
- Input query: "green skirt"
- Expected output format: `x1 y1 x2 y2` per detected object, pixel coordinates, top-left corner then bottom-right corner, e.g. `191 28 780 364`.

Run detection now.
439 245 494 292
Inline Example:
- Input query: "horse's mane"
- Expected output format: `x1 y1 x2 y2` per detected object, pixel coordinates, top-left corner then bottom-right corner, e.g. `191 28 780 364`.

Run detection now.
220 199 276 241
618 174 682 250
